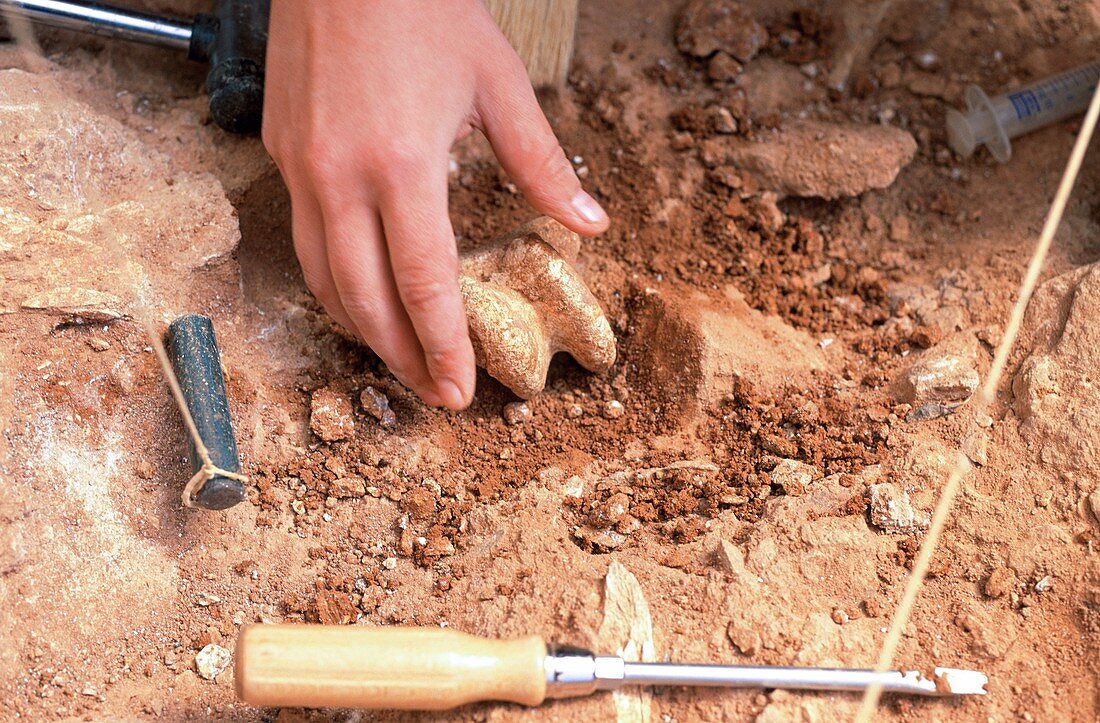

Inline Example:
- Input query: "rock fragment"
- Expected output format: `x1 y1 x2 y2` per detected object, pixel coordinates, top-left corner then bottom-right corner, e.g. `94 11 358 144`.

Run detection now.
310 388 355 442
707 51 743 82
769 459 818 497
897 335 980 419
313 589 357 625
714 539 746 575
727 623 760 655
359 386 396 428
869 482 929 534
329 476 366 499
1088 489 1100 525
676 0 766 62
194 644 231 680
719 120 917 199
983 566 1014 599
502 401 531 425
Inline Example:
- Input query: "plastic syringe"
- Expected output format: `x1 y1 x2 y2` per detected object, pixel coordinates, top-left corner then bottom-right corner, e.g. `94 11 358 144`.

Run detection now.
947 60 1100 162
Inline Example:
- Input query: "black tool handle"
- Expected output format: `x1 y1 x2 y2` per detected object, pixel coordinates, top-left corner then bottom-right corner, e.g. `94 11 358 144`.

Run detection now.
190 0 269 134
166 314 246 511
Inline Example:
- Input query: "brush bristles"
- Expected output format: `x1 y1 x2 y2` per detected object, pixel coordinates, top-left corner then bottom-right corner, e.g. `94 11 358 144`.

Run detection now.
486 0 579 87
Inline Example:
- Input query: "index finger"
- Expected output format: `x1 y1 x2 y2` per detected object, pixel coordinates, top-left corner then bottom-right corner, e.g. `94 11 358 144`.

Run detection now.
376 163 476 410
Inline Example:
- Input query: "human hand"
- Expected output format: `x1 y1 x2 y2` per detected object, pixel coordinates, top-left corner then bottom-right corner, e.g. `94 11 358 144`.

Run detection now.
263 0 609 409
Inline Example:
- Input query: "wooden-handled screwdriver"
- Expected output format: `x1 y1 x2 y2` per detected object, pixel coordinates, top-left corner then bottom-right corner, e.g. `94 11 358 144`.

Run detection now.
235 625 988 711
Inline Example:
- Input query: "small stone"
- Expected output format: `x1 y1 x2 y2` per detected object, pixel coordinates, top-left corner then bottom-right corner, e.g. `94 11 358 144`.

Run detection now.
314 589 357 625
310 387 355 442
1088 489 1100 524
402 486 437 520
291 500 306 515
726 622 761 655
707 51 743 82
382 557 397 570
1036 490 1053 508
714 540 745 575
195 592 221 607
899 340 980 409
906 402 960 422
87 337 110 352
194 644 231 681
603 399 625 419
676 0 767 62
711 106 738 134
889 215 911 243
568 404 584 418
194 627 221 649
563 475 585 498
831 609 849 625
963 431 989 466
983 566 1013 598
769 458 817 497
359 386 396 428
503 401 531 425
573 525 627 552
869 482 929 534
1034 576 1053 593
329 476 366 499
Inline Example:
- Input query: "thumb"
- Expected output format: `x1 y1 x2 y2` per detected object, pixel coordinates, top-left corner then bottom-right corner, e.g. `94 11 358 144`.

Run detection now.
476 62 609 235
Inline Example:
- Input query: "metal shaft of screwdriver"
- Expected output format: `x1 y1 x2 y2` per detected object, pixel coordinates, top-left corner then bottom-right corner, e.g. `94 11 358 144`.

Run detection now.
612 662 979 696
545 650 986 699
0 0 191 50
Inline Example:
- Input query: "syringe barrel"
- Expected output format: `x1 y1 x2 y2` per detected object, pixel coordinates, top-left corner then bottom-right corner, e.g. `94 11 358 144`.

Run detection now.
948 60 1100 162
994 61 1100 138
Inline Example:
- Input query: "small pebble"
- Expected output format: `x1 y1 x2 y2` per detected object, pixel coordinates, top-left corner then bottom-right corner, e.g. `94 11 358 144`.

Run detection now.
195 592 221 607
831 609 849 625
568 404 584 418
359 386 396 428
1034 576 1052 593
603 400 624 419
195 644 231 681
502 401 531 426
382 557 397 570
87 337 110 352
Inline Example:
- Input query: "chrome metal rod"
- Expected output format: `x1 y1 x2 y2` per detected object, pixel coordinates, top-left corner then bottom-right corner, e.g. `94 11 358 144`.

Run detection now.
0 0 191 50
617 663 988 697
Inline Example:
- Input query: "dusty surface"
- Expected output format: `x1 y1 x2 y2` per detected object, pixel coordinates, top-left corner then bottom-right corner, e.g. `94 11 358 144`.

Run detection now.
1 0 1099 721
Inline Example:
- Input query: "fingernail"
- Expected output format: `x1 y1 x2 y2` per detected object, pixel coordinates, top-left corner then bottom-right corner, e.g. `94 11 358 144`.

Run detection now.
572 191 608 225
436 379 469 411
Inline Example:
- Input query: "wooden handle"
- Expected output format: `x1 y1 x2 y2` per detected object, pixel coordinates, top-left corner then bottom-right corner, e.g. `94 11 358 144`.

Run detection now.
234 624 548 711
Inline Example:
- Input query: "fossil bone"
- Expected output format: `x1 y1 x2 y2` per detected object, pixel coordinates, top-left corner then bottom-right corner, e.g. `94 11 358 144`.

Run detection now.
459 217 616 398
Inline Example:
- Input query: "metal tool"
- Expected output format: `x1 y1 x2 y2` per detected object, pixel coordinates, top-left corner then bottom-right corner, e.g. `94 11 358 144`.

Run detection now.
235 625 988 711
166 314 245 511
0 0 269 133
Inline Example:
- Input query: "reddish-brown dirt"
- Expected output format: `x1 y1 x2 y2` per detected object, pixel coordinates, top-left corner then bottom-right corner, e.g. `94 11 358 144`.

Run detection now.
2 1 1099 721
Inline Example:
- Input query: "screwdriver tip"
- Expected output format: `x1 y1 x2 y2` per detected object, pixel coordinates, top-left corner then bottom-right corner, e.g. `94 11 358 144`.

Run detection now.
931 668 989 696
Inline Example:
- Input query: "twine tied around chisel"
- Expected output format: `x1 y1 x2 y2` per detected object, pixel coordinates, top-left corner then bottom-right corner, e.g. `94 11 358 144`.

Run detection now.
144 318 250 509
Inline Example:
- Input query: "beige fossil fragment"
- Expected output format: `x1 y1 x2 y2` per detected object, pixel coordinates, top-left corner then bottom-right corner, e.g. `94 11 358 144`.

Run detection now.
459 216 616 398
